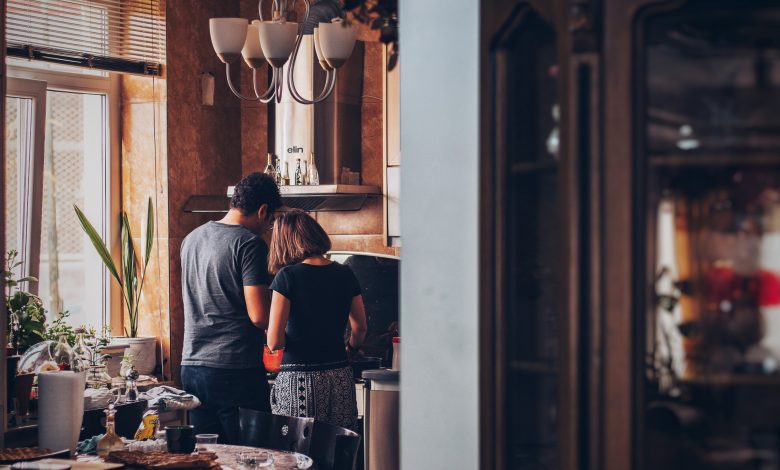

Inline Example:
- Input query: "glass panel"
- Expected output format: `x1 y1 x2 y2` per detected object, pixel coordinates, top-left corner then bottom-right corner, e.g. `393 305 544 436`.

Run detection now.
4 96 35 282
642 4 780 469
37 90 108 328
500 11 560 469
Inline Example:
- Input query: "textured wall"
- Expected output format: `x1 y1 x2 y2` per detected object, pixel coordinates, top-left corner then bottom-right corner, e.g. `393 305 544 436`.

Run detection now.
120 74 171 378
166 0 244 383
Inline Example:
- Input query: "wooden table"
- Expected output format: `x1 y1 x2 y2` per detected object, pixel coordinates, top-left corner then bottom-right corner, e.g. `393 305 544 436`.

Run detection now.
205 444 313 469
73 444 314 469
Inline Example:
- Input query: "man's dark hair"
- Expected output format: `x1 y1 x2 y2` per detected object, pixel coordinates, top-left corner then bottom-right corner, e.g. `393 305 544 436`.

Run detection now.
230 172 282 214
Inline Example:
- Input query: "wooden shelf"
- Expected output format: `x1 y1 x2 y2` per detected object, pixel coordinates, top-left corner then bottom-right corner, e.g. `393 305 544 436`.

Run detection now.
649 152 780 167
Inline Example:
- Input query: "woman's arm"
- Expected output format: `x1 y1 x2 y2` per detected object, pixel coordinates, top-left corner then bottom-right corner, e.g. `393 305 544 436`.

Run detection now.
267 291 291 351
347 295 368 349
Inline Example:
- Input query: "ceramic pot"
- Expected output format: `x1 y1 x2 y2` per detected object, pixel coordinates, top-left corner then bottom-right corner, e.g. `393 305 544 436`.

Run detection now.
111 337 156 375
101 343 129 378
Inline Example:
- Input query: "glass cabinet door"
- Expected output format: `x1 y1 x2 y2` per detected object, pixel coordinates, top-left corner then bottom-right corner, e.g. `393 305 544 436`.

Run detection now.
492 8 562 469
638 2 780 468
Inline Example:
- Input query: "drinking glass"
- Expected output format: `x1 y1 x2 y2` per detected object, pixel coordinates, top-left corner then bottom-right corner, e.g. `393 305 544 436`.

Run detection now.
195 433 219 453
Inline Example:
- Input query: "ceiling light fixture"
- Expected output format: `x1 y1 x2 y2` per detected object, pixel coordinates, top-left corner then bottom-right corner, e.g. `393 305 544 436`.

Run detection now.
209 0 356 104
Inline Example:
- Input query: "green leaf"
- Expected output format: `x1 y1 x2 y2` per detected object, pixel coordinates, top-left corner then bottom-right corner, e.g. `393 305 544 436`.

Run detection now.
17 276 38 284
144 197 155 269
121 212 139 337
74 205 121 285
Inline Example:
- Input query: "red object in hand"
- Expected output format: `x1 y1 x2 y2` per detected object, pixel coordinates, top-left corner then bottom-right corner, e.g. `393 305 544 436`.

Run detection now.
759 269 780 307
263 345 283 374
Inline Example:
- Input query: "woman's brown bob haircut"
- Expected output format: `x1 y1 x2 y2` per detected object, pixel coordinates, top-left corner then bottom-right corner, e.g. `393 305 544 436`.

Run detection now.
268 209 332 274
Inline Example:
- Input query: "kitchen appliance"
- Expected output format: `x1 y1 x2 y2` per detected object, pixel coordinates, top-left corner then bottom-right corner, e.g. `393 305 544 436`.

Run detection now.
327 252 400 367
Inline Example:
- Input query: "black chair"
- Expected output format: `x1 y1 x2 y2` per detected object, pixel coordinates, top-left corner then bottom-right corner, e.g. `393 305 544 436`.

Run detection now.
80 399 148 440
238 408 314 454
309 420 362 470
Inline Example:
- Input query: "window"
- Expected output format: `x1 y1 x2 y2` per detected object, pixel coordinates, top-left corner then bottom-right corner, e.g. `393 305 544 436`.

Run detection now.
5 67 119 329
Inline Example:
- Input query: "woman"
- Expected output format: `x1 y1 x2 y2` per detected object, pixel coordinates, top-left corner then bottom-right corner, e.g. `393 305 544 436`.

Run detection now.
266 210 368 429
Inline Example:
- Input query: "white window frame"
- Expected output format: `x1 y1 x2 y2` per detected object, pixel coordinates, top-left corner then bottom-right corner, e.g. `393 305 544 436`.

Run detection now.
6 78 47 291
6 64 121 330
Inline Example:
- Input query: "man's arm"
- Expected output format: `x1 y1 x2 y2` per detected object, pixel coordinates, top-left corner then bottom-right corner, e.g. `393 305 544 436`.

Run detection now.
244 284 271 329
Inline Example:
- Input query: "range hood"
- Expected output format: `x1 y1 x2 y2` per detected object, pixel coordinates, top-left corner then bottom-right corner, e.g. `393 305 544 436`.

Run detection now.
184 184 381 213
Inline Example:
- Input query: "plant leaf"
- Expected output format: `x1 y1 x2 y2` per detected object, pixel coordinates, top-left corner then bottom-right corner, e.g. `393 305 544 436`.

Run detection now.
74 205 121 284
121 212 139 337
144 197 154 269
17 276 38 284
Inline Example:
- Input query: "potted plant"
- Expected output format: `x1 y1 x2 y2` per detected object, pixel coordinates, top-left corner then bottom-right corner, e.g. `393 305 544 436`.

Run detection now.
4 250 46 354
74 198 157 375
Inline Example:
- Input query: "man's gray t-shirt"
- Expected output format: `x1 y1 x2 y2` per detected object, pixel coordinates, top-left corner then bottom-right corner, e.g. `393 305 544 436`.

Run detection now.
180 221 270 369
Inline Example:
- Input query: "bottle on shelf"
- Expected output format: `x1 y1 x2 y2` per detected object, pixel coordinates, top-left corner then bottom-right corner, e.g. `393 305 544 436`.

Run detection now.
294 158 303 186
52 333 74 371
282 162 291 186
97 404 125 457
264 153 277 179
275 157 283 185
308 152 320 185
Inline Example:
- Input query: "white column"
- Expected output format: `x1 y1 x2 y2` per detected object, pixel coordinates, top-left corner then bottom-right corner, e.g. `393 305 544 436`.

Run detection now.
399 0 480 468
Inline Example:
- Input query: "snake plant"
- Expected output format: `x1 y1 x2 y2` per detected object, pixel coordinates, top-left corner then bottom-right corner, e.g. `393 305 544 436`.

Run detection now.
74 198 154 338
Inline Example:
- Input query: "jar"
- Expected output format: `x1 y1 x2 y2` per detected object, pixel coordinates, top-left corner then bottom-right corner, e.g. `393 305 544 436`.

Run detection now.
52 333 74 371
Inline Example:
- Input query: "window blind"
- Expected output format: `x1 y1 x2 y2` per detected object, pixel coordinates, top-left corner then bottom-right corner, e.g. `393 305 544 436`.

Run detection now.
6 0 165 76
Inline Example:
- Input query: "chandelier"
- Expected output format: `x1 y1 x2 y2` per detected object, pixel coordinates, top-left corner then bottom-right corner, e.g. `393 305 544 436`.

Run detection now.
209 0 357 104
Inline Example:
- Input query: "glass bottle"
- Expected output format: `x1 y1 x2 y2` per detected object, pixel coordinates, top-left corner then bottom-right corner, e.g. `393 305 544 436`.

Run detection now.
294 158 303 186
282 162 291 186
125 367 140 402
71 328 89 372
264 153 276 179
308 153 320 185
97 404 125 457
275 157 283 185
52 333 74 371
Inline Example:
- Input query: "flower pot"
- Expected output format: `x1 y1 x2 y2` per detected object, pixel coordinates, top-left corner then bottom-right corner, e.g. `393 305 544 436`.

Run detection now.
99 343 129 378
124 337 157 375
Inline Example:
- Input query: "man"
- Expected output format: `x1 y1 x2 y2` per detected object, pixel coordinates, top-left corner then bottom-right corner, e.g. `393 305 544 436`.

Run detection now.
180 172 281 443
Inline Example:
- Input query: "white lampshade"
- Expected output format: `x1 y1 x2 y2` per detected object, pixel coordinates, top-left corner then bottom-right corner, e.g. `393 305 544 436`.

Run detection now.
317 21 356 69
312 27 332 71
242 20 265 68
210 18 249 62
258 21 299 68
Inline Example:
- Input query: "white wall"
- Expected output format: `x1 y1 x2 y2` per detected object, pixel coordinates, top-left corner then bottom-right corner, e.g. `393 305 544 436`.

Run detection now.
399 0 480 468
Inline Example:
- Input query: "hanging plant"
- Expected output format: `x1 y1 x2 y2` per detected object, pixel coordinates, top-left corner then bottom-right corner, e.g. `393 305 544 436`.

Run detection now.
343 0 399 70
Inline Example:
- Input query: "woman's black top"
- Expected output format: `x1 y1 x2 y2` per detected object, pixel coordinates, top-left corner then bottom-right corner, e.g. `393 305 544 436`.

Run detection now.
270 262 362 370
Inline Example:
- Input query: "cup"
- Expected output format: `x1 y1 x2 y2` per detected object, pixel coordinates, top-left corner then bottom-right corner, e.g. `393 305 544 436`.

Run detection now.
165 425 196 454
263 345 284 374
195 433 219 452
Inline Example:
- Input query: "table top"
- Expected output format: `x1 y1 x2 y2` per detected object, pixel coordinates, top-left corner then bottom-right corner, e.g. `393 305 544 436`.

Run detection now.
206 444 313 469
73 444 314 470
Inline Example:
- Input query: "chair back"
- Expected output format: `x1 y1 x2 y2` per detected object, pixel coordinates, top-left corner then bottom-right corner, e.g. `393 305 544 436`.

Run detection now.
238 408 314 454
310 420 362 470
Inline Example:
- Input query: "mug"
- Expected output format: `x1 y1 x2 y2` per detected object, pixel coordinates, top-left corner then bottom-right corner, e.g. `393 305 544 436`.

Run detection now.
165 425 196 453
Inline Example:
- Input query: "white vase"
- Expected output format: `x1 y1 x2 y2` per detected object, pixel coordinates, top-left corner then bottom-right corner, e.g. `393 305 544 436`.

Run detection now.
101 343 129 378
122 337 157 375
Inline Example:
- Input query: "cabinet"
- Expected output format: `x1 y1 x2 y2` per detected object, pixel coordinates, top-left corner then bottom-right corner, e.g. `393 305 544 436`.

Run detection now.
483 0 780 469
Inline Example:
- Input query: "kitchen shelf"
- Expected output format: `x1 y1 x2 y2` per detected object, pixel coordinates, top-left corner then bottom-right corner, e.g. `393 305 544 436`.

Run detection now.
184 185 382 213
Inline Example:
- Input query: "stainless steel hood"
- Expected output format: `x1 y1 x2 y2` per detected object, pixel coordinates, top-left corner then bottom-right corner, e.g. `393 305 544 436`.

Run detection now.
184 184 381 213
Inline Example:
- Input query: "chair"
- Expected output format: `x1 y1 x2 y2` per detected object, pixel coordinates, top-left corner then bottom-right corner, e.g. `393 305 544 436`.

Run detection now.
238 408 314 454
309 420 362 470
